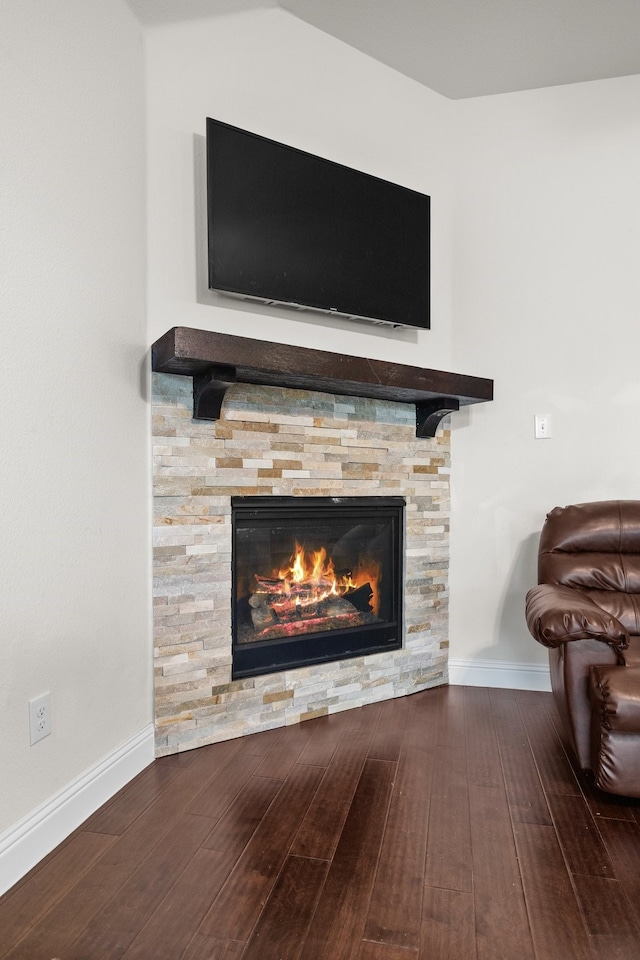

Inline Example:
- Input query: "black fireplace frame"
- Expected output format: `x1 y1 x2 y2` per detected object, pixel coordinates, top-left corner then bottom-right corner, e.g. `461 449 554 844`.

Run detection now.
231 496 404 679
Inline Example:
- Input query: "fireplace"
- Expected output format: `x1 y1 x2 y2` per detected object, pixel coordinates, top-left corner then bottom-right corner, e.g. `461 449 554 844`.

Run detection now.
151 341 473 754
232 496 404 678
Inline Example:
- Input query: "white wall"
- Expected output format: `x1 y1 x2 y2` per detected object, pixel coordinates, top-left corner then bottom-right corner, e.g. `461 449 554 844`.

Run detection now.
145 7 455 368
449 76 640 672
0 0 151 860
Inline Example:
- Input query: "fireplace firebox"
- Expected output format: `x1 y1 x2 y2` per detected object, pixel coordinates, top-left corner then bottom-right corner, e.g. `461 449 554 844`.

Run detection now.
232 497 404 678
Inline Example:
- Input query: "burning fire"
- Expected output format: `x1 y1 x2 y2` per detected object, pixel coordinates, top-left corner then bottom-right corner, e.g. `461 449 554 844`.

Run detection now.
246 539 382 638
271 542 379 615
279 544 356 596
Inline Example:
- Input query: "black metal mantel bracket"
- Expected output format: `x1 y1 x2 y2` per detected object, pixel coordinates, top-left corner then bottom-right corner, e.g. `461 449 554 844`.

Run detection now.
151 327 493 438
416 398 460 439
193 365 237 421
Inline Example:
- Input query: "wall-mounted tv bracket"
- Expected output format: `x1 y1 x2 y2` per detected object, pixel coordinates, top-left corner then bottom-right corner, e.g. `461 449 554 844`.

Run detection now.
151 327 492 439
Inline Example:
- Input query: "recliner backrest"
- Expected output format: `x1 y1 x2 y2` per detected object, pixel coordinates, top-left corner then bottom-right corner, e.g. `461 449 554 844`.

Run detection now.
538 500 640 635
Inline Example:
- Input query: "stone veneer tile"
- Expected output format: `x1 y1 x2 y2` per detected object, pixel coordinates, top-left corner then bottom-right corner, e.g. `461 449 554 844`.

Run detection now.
152 373 450 756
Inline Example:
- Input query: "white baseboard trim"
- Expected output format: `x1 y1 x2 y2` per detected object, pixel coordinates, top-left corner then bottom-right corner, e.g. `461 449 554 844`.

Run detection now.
0 723 155 897
448 657 552 692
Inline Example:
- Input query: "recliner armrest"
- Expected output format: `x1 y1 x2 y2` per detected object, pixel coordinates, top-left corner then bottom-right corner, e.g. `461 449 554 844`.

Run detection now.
525 584 629 653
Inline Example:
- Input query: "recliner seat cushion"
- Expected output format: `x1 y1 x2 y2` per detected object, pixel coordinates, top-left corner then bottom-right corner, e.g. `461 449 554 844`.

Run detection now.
589 663 640 797
590 664 640 732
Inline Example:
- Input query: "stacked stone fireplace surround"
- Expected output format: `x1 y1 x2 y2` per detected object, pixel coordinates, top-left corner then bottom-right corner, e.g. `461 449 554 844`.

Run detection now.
152 372 451 757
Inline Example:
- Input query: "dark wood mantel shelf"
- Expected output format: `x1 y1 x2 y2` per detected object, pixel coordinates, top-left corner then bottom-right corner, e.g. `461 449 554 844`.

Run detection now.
151 327 493 438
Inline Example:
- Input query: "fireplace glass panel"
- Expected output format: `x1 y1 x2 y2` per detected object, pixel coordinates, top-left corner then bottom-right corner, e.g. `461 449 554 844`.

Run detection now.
232 497 404 678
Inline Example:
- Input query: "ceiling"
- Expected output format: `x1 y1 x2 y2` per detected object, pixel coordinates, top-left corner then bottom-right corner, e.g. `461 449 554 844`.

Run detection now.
128 0 640 99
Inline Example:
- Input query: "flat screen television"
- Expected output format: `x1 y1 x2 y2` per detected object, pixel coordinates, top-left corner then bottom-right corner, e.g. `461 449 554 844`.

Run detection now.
206 118 430 330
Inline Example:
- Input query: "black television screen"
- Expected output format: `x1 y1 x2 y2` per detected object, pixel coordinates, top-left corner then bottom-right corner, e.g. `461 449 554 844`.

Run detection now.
206 118 430 330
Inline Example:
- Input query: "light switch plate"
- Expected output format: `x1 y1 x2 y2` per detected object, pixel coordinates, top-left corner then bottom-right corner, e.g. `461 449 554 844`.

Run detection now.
534 415 552 439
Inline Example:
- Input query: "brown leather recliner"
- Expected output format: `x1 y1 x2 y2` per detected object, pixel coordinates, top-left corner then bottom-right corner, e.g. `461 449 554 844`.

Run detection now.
525 500 640 797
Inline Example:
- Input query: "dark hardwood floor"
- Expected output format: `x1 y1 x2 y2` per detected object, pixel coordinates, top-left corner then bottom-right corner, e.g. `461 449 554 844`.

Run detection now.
3 684 640 959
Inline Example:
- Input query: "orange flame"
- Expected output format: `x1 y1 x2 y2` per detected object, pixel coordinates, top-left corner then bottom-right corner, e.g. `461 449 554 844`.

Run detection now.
275 542 377 612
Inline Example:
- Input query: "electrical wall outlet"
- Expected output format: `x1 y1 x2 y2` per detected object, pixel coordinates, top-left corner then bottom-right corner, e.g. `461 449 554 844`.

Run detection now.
29 692 52 745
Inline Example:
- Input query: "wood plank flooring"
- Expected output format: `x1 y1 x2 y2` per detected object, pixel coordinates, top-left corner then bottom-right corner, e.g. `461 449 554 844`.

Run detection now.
3 685 640 959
